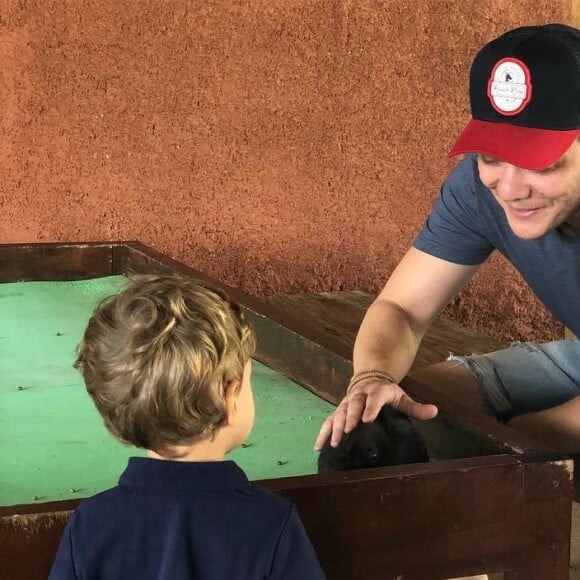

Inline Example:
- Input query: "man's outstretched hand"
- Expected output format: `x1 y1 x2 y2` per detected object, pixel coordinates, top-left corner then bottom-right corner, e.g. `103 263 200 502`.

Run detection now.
314 378 438 450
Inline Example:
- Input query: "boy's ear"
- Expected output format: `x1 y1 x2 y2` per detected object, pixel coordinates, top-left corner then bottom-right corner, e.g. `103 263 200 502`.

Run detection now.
223 379 241 426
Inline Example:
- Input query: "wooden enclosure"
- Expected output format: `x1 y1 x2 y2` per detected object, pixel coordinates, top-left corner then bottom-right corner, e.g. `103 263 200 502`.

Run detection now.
0 241 573 580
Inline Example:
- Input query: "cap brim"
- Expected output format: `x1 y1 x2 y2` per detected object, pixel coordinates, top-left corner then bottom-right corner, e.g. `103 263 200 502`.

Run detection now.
448 120 580 170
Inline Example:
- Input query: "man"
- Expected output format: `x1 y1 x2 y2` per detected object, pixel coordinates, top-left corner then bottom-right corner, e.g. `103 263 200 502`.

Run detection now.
315 23 580 455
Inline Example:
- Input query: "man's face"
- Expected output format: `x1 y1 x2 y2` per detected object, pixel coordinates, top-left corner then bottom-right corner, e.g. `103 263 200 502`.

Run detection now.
477 140 580 239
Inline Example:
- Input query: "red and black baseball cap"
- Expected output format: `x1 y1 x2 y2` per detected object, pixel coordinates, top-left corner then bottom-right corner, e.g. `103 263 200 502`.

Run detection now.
448 24 580 170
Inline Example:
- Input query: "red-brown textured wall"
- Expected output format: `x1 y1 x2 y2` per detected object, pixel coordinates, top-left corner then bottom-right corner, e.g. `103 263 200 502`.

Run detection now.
0 1 572 341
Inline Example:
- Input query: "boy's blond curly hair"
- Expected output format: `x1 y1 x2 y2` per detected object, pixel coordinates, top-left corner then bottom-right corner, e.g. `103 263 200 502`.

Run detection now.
75 275 256 456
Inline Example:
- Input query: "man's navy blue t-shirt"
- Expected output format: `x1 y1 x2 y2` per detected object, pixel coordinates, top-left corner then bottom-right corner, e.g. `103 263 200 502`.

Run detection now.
48 457 326 580
413 154 580 336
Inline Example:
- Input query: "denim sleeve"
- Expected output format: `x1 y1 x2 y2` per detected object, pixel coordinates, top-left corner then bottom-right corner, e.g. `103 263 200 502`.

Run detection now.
413 156 494 266
269 505 326 579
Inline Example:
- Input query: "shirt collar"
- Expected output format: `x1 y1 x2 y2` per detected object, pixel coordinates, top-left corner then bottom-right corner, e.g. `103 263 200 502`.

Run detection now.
119 457 250 491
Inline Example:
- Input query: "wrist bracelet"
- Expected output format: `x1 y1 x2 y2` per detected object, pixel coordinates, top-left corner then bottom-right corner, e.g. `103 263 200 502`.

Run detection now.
347 370 398 393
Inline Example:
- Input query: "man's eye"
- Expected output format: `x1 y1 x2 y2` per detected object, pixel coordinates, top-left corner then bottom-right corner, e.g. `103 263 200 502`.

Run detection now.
533 164 558 175
479 154 501 166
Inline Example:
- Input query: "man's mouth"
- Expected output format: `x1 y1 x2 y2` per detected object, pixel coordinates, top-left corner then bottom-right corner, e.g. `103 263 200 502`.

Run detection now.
507 206 544 219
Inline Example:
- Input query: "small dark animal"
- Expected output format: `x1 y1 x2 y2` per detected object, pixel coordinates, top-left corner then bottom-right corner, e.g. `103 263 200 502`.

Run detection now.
317 405 430 474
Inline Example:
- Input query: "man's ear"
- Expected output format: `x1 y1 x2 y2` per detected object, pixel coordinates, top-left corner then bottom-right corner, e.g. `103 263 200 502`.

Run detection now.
223 379 241 426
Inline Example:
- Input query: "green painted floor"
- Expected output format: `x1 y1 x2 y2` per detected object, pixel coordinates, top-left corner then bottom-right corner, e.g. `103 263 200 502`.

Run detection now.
0 277 334 507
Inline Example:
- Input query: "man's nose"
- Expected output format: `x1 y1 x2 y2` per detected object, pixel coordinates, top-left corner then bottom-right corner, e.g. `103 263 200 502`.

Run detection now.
493 165 531 201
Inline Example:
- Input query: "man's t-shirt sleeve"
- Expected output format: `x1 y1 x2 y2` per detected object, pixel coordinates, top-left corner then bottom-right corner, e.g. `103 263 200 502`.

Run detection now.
413 156 494 266
269 505 326 579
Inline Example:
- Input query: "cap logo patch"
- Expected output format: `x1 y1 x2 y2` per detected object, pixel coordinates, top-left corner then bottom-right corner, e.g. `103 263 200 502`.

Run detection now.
487 58 532 116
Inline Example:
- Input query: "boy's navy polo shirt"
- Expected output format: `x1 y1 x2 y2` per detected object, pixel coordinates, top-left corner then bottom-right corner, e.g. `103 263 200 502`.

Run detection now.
49 457 326 580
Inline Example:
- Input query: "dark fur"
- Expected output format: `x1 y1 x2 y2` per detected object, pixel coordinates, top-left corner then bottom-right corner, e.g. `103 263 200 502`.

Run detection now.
317 405 430 474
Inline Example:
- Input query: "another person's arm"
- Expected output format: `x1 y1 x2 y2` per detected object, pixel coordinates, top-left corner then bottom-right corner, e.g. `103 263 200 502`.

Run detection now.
315 247 480 449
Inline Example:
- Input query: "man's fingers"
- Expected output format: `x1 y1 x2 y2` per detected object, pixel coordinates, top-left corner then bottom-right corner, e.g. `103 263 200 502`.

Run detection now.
343 393 366 434
315 383 439 453
330 401 349 447
396 393 438 420
314 415 334 451
360 389 390 423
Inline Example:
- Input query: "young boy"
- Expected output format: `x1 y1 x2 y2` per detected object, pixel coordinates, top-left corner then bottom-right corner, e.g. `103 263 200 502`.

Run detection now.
49 275 326 580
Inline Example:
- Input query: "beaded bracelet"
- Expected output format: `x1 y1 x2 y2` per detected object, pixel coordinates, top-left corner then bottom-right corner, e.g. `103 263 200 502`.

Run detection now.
347 370 399 393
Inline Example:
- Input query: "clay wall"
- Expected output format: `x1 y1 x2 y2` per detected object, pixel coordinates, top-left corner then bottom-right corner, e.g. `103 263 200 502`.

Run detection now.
0 0 573 341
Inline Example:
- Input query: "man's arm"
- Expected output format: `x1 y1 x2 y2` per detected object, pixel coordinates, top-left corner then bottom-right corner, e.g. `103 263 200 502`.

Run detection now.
315 247 481 449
